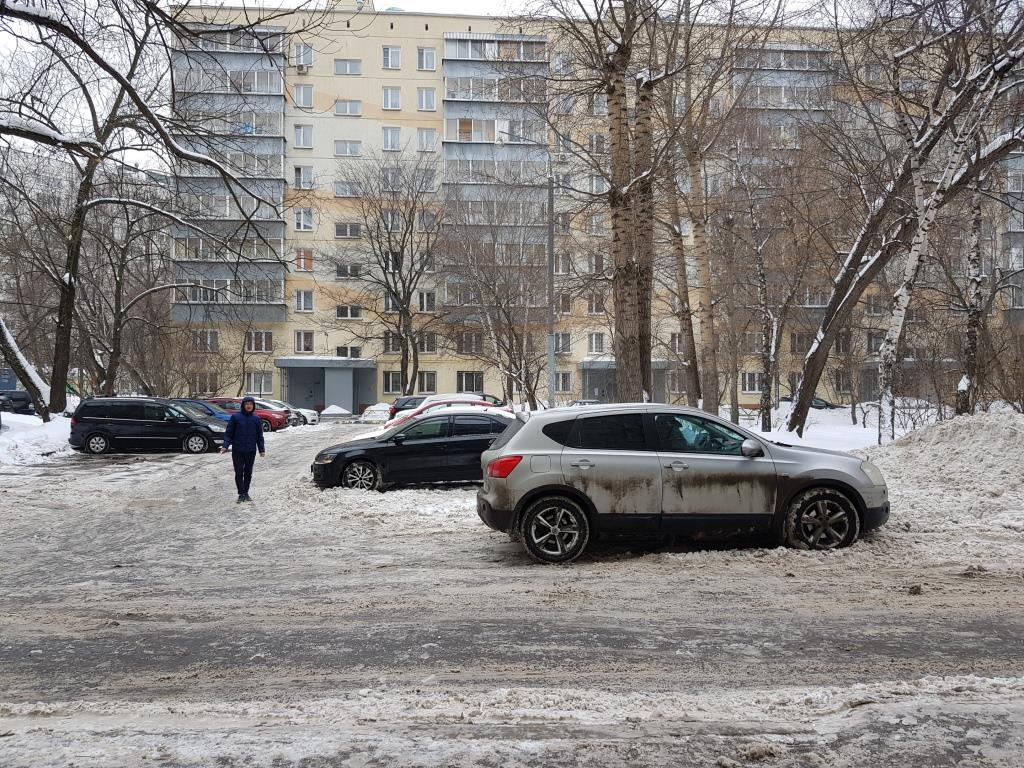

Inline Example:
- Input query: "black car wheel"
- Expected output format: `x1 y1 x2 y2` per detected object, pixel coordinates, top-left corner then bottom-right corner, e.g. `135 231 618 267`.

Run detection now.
260 419 272 433
520 496 590 564
340 460 380 490
183 433 209 454
784 488 861 550
85 433 110 455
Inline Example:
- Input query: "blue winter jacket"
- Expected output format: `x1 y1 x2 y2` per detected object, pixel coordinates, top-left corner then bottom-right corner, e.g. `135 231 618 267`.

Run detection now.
223 397 266 453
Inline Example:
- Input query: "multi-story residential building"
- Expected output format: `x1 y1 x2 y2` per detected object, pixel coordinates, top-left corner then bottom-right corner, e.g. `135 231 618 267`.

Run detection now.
168 2 1023 414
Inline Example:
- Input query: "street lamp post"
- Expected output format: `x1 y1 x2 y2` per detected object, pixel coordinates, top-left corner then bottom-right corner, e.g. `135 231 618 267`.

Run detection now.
546 170 556 408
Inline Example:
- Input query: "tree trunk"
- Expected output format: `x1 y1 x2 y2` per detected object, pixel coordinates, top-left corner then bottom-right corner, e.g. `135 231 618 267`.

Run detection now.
956 183 983 415
663 165 701 406
684 148 718 413
1 315 51 421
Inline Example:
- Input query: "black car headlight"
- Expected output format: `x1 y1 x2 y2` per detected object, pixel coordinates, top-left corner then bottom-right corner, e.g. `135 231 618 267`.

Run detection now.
314 453 337 464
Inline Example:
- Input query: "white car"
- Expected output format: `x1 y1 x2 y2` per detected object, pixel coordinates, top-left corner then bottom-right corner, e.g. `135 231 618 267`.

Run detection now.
264 398 319 425
421 392 504 407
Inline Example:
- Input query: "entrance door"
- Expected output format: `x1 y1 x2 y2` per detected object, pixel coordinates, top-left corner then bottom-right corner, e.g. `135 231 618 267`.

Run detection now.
652 412 777 519
559 412 661 521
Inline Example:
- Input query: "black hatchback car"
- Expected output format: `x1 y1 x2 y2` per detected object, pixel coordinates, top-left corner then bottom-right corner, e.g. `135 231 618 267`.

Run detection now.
312 411 511 490
0 390 35 414
70 397 226 454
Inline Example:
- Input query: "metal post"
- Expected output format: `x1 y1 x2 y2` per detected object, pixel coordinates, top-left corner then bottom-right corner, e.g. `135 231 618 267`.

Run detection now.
547 171 556 408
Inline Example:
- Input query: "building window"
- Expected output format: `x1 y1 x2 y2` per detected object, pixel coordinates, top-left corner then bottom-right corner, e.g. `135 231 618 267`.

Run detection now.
292 42 313 66
445 118 496 143
668 333 681 354
335 222 361 238
383 126 401 150
245 371 273 395
867 331 885 354
336 263 362 279
194 329 219 352
293 83 313 108
416 370 436 393
293 165 313 189
383 330 402 352
588 253 605 274
668 370 686 394
245 330 273 353
294 248 313 271
294 124 312 148
295 290 314 312
383 86 401 110
335 304 363 319
590 93 608 115
588 332 605 354
555 252 571 274
557 293 572 314
457 332 483 354
333 181 360 197
834 369 852 393
383 292 400 313
295 208 314 231
588 133 607 153
417 127 438 152
743 332 763 355
554 332 571 354
457 370 484 392
417 332 437 353
383 371 403 394
334 139 361 156
587 292 605 315
334 58 361 75
417 47 436 70
741 371 764 393
336 345 362 358
864 293 888 316
190 372 219 395
417 87 436 111
835 331 851 355
294 330 315 352
418 291 436 312
800 287 830 307
556 371 572 392
382 46 401 69
334 99 362 116
588 175 609 195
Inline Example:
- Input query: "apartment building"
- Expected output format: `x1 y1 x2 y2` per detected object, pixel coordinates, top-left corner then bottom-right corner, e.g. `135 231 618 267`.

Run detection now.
169 2 1024 413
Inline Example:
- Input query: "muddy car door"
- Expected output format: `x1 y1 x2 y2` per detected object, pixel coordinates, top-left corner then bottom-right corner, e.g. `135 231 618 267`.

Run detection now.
560 412 662 524
652 413 777 521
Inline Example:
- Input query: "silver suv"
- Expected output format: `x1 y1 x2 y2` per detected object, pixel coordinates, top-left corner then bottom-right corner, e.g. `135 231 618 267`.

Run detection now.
477 404 889 564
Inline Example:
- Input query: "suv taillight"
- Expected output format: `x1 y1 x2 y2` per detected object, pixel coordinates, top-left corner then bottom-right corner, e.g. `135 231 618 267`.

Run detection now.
487 455 523 479
70 416 78 427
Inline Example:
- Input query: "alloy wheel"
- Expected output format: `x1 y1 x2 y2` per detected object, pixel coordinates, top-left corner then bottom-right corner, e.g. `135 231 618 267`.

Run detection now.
527 505 583 558
342 461 377 490
797 499 851 550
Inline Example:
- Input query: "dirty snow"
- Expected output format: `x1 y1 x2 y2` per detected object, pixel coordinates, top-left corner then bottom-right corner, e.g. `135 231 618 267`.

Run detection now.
0 413 72 464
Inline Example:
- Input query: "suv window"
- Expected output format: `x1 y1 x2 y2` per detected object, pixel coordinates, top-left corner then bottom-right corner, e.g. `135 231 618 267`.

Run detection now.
571 414 647 451
654 413 744 455
400 417 448 440
108 402 144 420
144 403 169 420
541 419 575 446
488 417 525 450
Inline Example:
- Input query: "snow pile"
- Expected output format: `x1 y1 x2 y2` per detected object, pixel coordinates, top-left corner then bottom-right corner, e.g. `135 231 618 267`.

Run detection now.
320 405 351 416
358 402 391 423
862 412 1024 533
0 414 72 465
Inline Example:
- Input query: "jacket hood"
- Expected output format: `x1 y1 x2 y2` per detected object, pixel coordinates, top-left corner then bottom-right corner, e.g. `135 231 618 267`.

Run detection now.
241 396 257 411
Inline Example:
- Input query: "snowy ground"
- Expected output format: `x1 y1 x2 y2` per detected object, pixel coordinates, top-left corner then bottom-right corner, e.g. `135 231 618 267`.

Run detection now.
1 414 1022 766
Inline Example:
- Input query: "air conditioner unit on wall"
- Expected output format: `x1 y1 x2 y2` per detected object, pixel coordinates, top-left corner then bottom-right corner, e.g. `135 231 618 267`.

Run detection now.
296 64 309 74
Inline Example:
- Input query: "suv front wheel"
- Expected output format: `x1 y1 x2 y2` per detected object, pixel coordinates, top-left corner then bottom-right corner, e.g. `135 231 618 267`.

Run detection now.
783 487 861 550
520 496 590 564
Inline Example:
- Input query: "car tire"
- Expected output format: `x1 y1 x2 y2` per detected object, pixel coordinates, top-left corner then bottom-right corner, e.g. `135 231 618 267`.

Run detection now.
260 419 272 433
520 496 590 564
301 415 308 426
85 433 110 455
340 460 381 491
183 433 209 454
783 487 861 550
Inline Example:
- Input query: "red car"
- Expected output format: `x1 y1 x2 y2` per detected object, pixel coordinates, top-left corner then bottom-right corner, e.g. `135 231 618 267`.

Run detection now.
205 397 289 432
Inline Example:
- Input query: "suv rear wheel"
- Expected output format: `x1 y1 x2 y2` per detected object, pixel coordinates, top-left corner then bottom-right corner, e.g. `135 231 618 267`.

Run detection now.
783 488 861 550
183 433 209 454
520 496 590 564
85 433 110 455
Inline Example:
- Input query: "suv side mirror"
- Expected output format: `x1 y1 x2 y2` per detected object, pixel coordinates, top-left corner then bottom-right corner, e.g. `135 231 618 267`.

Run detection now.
741 438 764 458
393 434 406 445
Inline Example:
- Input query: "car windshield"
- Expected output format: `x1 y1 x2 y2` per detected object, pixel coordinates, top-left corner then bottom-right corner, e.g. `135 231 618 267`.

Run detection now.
173 403 218 426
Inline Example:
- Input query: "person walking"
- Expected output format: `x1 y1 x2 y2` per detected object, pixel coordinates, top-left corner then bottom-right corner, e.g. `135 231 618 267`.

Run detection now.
220 396 266 502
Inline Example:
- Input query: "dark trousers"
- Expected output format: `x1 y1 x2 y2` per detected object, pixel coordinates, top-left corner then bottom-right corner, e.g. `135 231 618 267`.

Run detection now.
232 451 257 495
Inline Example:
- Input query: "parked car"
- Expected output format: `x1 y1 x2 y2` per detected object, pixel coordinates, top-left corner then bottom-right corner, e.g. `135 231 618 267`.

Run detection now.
205 397 289 432
171 398 232 424
69 397 226 454
383 398 496 429
264 398 319 425
421 392 505 407
312 407 514 490
477 404 890 564
387 395 428 420
0 390 35 415
779 395 842 410
249 397 301 427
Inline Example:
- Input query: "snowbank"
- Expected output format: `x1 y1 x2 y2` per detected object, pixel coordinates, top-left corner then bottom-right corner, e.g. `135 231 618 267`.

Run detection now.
0 414 72 465
862 412 1024 533
320 405 351 416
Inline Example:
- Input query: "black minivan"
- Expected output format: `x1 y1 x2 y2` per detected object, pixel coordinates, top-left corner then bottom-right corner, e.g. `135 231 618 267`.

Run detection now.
70 397 226 454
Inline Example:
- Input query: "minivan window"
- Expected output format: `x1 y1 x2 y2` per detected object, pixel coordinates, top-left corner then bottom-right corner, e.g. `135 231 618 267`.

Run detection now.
571 414 647 451
144 403 168 420
109 402 143 420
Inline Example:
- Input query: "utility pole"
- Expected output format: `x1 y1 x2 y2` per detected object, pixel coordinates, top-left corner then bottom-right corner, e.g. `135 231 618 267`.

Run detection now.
547 171 556 408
